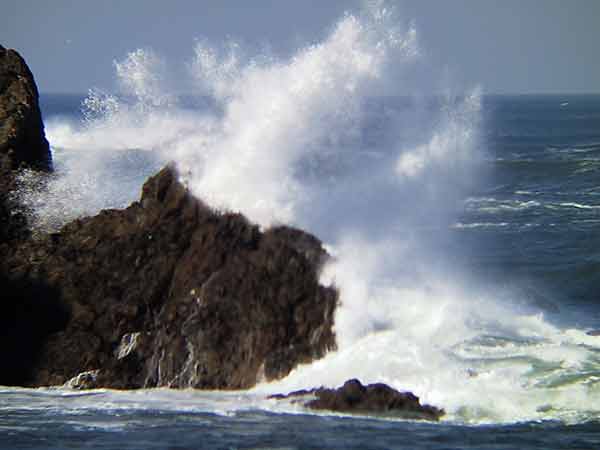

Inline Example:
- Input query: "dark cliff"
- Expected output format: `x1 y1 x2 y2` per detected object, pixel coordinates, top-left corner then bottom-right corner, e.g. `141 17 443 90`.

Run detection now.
1 166 338 388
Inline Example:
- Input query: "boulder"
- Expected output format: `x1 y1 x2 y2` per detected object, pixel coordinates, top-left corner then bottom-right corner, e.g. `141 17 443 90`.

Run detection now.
269 379 444 421
0 165 338 389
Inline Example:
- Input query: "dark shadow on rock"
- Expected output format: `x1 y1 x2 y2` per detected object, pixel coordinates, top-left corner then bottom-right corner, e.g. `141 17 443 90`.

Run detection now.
0 273 68 386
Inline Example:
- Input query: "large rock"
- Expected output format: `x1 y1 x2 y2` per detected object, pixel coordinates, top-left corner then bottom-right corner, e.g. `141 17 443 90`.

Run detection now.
269 379 444 421
0 45 51 172
0 45 51 245
1 165 338 388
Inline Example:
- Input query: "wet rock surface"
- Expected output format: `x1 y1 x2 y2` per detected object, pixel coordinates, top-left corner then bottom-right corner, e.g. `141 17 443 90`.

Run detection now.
269 379 444 421
0 45 51 245
0 45 51 172
1 165 338 389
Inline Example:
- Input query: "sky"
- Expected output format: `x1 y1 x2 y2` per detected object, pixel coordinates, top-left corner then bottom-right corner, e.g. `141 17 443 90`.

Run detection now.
2 0 599 94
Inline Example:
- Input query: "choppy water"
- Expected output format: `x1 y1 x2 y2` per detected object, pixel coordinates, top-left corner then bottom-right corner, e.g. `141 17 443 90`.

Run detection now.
3 387 600 450
5 3 600 448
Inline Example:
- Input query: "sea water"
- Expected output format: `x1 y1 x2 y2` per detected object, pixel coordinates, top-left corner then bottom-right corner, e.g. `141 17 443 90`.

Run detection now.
3 3 600 449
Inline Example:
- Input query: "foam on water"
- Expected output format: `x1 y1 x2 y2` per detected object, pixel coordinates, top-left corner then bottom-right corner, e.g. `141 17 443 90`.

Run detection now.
258 299 600 424
16 1 600 424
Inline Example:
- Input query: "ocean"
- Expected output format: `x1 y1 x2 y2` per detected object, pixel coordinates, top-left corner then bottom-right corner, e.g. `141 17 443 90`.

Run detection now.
3 5 600 449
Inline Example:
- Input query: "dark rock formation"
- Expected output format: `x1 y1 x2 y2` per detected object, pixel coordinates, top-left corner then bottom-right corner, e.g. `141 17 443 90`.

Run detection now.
1 165 338 389
269 379 444 421
0 45 51 172
0 45 51 245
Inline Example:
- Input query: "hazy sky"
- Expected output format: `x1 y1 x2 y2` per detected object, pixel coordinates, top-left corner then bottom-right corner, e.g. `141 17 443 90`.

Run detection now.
2 0 599 94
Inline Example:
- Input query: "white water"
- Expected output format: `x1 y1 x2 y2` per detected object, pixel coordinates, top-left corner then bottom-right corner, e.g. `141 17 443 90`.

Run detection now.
17 1 600 424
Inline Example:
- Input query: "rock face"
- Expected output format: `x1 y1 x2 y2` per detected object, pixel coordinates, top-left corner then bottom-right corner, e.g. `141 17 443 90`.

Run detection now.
269 379 444 421
0 45 51 172
0 45 51 245
1 165 338 389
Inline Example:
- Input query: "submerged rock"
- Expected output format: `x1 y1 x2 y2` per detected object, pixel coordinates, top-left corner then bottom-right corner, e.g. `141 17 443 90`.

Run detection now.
1 165 338 389
269 379 444 421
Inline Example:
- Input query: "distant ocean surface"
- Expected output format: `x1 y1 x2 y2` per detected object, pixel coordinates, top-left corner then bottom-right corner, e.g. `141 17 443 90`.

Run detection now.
4 6 600 447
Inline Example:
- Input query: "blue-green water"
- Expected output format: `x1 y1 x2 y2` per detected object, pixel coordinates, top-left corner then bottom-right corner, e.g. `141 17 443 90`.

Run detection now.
1 388 599 450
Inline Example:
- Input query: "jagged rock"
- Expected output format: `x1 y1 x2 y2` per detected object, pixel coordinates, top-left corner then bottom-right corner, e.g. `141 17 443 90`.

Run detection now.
0 45 51 172
0 45 51 245
269 379 444 421
1 165 338 389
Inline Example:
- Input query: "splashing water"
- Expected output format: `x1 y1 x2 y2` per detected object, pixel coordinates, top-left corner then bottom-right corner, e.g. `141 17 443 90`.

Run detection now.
175 6 419 226
18 2 600 424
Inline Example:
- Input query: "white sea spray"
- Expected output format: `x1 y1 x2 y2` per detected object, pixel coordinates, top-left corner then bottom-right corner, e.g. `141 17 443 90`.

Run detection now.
18 0 600 424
